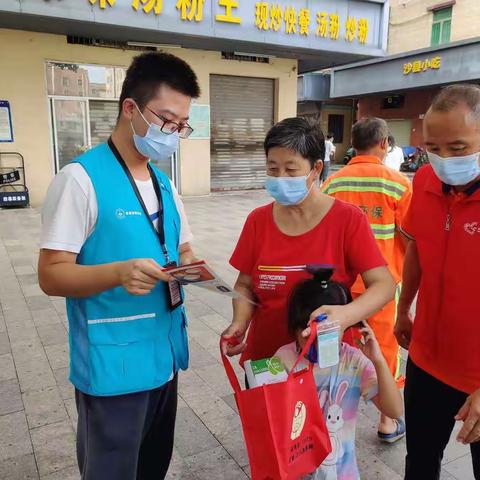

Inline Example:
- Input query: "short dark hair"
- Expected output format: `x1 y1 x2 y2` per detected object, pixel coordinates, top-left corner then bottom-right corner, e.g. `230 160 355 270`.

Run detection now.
264 117 325 168
430 84 480 120
351 117 389 152
119 52 200 115
287 268 352 336
327 132 334 139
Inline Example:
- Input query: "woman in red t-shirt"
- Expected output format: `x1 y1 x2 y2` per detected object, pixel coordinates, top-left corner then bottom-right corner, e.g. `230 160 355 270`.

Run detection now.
222 117 395 365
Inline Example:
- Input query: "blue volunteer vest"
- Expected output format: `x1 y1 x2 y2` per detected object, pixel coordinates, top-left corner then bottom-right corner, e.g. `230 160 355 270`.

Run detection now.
66 143 189 396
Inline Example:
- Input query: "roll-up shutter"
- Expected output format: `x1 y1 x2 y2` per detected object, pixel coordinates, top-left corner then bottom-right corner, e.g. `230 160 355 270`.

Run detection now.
386 120 412 148
210 75 274 190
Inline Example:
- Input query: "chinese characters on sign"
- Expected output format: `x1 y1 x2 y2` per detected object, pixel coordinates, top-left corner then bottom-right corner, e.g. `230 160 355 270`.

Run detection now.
256 3 368 43
176 0 205 21
216 0 241 24
132 0 162 15
89 0 115 8
403 57 442 75
88 0 370 44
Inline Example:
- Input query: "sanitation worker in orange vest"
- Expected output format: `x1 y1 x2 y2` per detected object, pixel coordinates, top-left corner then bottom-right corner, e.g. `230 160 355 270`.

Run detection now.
322 117 412 443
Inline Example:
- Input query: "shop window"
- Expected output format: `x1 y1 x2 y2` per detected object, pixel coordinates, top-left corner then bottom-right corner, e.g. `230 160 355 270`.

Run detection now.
431 7 452 46
46 61 176 183
327 114 344 144
50 99 89 171
46 62 126 98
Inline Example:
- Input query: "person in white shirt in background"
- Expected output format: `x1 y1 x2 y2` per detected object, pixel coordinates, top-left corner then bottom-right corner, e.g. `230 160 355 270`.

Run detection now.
384 135 405 171
322 132 336 182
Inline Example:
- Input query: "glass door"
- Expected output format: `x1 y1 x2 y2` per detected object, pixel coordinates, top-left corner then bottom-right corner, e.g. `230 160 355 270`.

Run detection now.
51 98 89 172
150 151 179 190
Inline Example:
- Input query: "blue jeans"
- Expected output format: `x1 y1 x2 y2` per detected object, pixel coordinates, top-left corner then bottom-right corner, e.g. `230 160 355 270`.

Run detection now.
321 161 330 182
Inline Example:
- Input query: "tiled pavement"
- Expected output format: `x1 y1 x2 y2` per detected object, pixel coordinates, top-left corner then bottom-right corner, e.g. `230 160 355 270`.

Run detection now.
0 190 474 480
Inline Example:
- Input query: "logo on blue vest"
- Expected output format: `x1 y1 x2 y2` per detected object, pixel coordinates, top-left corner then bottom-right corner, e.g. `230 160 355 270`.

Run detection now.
116 208 142 220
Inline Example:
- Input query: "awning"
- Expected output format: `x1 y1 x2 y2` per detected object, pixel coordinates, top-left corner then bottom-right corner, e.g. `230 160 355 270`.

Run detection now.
329 37 480 98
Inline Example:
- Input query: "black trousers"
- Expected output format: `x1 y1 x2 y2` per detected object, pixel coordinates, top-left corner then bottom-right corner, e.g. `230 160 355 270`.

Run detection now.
75 375 178 480
405 360 480 479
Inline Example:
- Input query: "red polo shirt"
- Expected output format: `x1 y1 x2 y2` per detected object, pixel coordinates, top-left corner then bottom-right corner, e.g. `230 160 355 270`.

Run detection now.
230 200 386 365
401 165 480 394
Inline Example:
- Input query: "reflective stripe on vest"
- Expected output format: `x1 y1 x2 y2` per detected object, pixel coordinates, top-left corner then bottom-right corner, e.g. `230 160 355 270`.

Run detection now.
324 176 407 201
371 223 396 240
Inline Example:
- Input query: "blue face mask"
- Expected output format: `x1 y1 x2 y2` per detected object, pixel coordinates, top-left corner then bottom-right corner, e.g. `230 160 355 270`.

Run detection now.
428 151 480 186
265 172 314 206
131 105 179 161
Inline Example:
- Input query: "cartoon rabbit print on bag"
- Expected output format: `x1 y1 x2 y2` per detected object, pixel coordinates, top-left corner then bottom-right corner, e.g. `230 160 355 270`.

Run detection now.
318 381 349 480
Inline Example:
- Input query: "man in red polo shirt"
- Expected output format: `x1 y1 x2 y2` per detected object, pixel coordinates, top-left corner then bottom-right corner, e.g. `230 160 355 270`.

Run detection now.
396 84 480 479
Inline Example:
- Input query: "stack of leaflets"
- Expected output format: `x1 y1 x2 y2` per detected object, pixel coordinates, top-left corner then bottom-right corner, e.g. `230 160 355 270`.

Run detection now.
244 356 288 388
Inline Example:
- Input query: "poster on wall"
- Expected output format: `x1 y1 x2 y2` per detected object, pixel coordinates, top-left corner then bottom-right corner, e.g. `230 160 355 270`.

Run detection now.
0 101 14 143
189 104 210 140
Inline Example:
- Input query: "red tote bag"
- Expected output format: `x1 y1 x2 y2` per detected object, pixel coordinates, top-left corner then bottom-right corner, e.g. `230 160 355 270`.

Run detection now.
221 323 331 480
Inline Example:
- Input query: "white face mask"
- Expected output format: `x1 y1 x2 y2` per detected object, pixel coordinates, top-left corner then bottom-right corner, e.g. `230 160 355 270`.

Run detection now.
427 151 480 186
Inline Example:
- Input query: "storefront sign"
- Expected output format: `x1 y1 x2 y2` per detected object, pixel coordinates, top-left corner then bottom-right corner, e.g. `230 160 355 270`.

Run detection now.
87 0 371 45
189 104 210 140
2 0 386 58
403 56 441 75
0 101 14 143
84 0 369 45
329 39 480 98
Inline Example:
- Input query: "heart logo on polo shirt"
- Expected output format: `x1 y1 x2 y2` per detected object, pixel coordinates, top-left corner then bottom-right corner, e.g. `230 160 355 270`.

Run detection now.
464 222 479 235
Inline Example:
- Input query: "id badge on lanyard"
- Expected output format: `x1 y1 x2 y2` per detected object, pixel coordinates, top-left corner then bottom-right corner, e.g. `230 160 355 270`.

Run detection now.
165 261 183 310
108 138 183 310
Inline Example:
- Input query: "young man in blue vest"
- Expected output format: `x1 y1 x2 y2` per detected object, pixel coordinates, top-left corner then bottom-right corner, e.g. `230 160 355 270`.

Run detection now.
39 52 200 479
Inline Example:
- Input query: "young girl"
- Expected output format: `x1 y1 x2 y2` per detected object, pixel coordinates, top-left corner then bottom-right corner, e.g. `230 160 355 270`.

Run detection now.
274 269 403 480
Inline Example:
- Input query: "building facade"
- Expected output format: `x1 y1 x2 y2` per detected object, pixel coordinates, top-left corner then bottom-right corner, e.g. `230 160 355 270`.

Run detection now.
388 0 480 55
301 0 480 151
0 0 388 205
340 0 480 147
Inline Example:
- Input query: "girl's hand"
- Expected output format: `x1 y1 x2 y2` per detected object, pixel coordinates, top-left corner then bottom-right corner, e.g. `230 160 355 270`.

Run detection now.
356 322 384 364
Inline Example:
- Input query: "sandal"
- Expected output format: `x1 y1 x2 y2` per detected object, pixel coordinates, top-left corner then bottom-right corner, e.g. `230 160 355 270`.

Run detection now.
377 417 406 444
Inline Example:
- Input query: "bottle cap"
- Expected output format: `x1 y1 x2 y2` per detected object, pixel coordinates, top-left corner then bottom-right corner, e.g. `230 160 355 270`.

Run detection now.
315 314 328 323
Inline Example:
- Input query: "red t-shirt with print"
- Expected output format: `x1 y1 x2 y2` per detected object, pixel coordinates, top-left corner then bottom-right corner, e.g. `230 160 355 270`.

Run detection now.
230 199 386 365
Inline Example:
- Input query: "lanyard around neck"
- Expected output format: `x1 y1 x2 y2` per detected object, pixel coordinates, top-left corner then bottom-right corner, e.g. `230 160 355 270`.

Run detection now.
108 137 170 263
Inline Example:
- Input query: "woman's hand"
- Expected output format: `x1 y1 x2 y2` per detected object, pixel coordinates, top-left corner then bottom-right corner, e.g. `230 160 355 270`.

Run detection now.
356 322 383 364
222 273 255 356
221 321 248 357
309 304 354 329
302 304 354 338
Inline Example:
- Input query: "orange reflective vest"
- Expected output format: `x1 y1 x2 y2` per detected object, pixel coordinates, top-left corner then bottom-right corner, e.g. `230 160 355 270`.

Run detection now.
322 155 412 293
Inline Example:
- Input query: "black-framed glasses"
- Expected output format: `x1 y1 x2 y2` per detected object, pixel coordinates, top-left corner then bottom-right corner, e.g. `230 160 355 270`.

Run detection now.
146 107 194 139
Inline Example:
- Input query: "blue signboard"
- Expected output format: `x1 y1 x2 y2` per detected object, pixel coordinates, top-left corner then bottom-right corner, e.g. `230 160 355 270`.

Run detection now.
0 101 14 143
